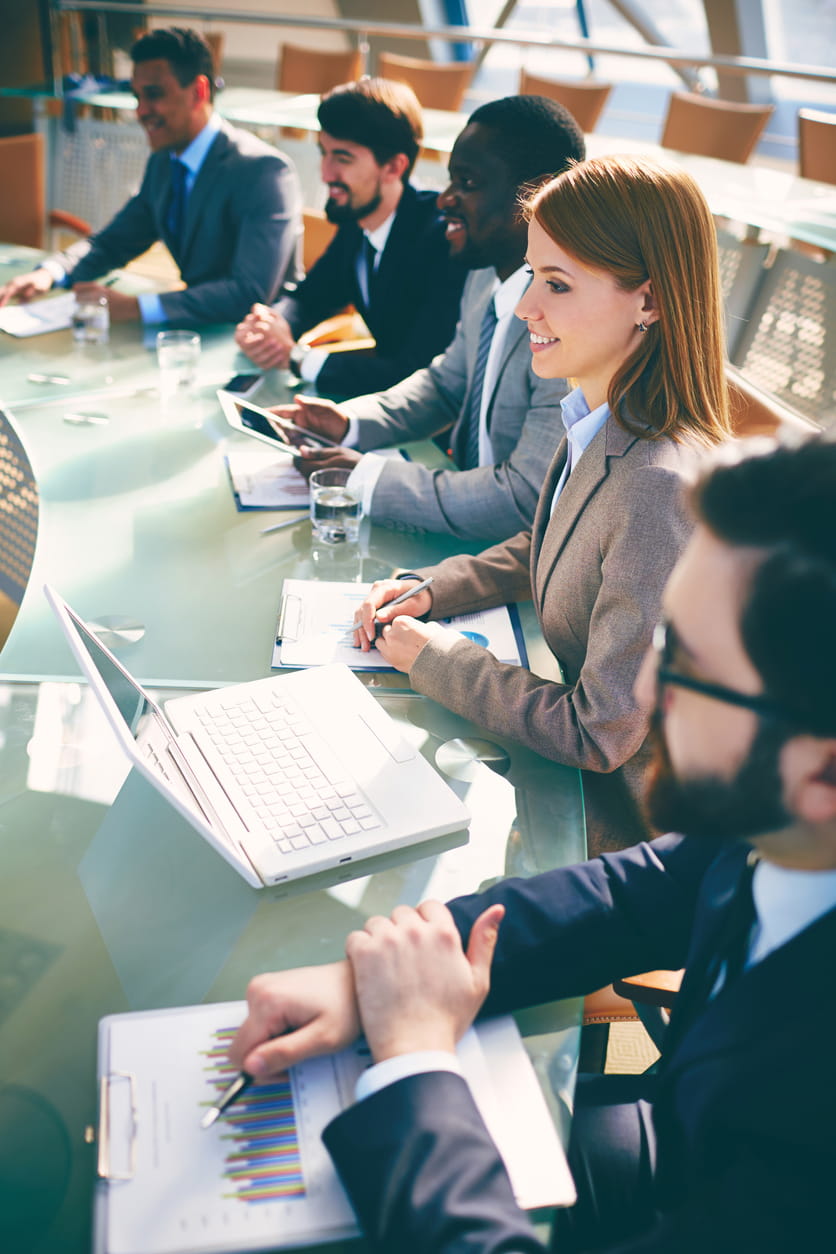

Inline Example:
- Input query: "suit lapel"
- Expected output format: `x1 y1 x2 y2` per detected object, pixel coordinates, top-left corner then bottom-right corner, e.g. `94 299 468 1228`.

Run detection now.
532 417 637 613
177 126 228 262
368 186 415 316
482 316 527 430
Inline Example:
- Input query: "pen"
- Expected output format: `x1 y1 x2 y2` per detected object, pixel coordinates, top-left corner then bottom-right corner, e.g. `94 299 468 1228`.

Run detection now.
373 576 434 638
260 514 307 535
27 372 71 384
201 1070 253 1129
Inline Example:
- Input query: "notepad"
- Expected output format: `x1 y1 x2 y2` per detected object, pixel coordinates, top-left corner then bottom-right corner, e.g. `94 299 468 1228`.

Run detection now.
0 291 76 337
95 1000 574 1254
272 579 529 671
224 448 310 511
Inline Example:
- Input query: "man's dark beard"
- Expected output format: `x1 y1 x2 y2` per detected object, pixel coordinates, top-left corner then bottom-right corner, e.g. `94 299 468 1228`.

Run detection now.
324 190 383 224
644 710 792 841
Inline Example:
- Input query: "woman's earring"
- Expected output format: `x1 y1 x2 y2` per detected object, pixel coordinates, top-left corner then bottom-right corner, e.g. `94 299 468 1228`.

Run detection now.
637 321 648 334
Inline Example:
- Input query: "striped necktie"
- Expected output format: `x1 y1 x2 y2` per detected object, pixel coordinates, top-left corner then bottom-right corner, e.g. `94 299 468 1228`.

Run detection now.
462 297 498 470
166 158 189 252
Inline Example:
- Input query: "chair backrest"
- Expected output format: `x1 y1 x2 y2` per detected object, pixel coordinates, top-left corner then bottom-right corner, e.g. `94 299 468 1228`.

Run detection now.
0 410 39 652
518 71 612 133
727 367 821 439
302 208 337 273
662 91 774 163
277 43 362 95
377 52 472 112
798 108 836 185
0 134 45 249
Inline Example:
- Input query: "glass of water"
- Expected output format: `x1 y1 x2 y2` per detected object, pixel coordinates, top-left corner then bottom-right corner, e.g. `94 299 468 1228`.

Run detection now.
72 296 109 345
309 468 363 544
156 330 201 394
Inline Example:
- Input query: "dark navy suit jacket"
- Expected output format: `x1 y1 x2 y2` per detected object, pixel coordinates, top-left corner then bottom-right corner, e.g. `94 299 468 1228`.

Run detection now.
277 184 465 398
324 836 836 1252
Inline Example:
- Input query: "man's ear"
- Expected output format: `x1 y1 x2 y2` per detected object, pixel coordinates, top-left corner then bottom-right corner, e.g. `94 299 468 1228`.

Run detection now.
193 74 211 106
783 737 836 824
383 152 410 183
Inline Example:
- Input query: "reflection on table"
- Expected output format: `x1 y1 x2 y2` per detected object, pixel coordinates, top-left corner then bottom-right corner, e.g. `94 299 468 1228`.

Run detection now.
0 282 586 1252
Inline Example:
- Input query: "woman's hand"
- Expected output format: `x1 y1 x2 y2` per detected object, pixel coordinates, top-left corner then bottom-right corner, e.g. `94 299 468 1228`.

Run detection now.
353 579 435 652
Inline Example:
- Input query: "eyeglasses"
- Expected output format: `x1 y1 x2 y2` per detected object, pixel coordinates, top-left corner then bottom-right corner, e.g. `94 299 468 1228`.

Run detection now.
652 620 795 722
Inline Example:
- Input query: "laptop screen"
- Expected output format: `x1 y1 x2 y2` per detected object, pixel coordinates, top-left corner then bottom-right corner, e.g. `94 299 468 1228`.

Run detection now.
63 603 158 743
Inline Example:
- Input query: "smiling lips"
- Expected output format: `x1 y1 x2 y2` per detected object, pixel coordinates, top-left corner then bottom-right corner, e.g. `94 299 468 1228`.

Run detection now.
444 217 465 239
529 331 558 352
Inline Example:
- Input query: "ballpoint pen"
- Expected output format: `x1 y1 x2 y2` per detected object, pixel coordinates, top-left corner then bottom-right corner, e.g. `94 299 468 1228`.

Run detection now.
373 576 434 638
201 1070 253 1129
260 514 308 535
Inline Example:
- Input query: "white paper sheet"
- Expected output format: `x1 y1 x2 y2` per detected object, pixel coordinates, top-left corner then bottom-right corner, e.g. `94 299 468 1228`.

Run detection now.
0 291 76 337
273 579 527 670
97 1001 572 1254
225 448 310 510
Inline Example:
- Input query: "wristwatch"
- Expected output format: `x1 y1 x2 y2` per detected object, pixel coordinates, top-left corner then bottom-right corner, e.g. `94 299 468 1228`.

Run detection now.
288 342 310 379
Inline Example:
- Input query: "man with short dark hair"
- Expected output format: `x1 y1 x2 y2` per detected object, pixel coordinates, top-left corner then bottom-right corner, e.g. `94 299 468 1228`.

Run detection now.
231 438 836 1253
270 95 586 540
235 77 466 398
0 27 302 325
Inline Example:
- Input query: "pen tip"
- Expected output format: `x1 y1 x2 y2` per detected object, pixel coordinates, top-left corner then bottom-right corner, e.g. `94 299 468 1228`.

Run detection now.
201 1107 220 1130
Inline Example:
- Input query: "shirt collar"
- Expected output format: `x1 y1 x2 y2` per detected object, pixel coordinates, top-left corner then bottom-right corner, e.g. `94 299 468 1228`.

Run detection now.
491 263 530 321
559 386 610 449
174 112 222 178
750 858 836 962
364 209 396 256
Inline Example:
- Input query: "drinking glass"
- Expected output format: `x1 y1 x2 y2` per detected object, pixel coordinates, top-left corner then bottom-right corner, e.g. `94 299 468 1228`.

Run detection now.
309 468 362 544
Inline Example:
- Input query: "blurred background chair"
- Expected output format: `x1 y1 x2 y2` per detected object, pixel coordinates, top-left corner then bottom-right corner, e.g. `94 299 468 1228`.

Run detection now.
377 52 473 112
276 43 362 95
302 208 337 273
797 108 836 185
519 71 612 133
581 971 682 1073
661 91 774 163
0 133 91 250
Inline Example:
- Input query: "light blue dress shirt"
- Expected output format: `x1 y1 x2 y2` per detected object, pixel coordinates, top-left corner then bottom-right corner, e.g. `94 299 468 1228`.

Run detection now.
549 388 611 514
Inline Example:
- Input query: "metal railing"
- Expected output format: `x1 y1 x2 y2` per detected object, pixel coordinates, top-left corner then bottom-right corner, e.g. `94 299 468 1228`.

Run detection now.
54 0 836 87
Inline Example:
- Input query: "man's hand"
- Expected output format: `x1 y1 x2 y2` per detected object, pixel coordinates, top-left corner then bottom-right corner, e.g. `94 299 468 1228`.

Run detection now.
269 395 350 445
345 901 504 1062
291 446 362 479
235 303 294 369
0 269 54 307
228 960 360 1081
353 578 435 652
72 282 139 322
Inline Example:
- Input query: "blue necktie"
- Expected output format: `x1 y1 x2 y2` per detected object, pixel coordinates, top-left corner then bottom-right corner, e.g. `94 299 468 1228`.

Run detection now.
463 297 498 470
360 235 377 308
166 158 189 252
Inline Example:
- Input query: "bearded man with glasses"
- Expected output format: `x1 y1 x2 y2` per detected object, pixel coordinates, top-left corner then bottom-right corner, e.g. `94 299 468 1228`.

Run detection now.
230 438 836 1254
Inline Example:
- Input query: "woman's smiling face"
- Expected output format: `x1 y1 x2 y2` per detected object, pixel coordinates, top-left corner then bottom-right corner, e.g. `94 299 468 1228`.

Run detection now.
515 216 657 410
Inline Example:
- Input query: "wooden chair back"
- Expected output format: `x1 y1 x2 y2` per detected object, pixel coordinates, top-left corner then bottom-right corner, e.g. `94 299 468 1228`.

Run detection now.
277 44 362 95
727 368 821 439
302 208 337 273
519 71 612 133
798 108 836 185
377 52 472 112
662 91 774 163
0 134 45 248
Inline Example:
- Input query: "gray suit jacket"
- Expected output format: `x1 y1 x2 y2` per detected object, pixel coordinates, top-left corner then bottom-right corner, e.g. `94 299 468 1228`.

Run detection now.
52 119 302 325
409 415 702 852
342 267 568 540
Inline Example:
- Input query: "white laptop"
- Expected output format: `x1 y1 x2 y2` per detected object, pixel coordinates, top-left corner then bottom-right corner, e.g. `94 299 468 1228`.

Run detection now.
45 586 470 889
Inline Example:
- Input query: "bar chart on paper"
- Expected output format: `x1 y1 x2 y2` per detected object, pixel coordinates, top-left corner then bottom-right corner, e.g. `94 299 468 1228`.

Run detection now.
97 1001 364 1254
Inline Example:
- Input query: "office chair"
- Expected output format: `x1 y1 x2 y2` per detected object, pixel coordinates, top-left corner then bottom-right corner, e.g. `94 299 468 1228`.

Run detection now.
797 108 836 185
377 52 473 112
276 43 362 95
662 91 774 163
0 134 91 250
519 71 612 133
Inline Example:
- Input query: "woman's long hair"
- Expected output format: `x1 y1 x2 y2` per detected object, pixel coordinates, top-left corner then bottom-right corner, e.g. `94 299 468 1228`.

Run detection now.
527 155 731 446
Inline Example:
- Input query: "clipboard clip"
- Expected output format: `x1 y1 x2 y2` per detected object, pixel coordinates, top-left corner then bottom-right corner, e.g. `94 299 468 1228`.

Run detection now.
97 1070 138 1181
276 592 302 643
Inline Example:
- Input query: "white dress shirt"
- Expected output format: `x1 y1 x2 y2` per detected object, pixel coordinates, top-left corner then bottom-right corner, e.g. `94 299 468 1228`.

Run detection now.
344 264 530 516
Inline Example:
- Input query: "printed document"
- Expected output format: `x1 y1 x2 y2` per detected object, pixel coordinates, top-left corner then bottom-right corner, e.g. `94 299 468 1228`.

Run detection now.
225 448 310 510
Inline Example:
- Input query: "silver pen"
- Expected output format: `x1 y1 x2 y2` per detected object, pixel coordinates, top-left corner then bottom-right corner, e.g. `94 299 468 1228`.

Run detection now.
201 1070 253 1129
260 514 307 535
373 576 434 638
27 373 71 384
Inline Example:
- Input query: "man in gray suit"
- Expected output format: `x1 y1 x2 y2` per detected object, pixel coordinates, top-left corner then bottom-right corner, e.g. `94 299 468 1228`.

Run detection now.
0 28 301 326
271 96 585 541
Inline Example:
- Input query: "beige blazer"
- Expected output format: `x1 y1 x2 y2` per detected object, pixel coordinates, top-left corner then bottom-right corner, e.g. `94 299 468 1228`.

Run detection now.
409 414 703 854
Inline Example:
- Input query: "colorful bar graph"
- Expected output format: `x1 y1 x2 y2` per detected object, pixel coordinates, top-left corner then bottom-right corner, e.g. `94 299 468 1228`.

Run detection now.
201 1027 306 1204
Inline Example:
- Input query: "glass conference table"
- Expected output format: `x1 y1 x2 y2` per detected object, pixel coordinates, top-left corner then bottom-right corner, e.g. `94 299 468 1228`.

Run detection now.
0 254 585 1253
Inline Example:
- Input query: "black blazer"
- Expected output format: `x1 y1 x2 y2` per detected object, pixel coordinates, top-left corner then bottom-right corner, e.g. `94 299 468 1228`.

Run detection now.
54 119 302 325
323 836 836 1252
277 184 466 398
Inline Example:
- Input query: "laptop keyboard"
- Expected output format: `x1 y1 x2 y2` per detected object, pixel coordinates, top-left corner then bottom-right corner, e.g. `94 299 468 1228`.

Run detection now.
193 690 382 855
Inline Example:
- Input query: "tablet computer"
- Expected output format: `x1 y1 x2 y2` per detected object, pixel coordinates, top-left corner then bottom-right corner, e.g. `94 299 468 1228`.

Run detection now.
217 390 340 452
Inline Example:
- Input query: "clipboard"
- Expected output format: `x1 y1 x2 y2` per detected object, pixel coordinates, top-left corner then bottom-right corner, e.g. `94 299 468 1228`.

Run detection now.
94 1000 573 1254
272 579 529 671
223 450 311 512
